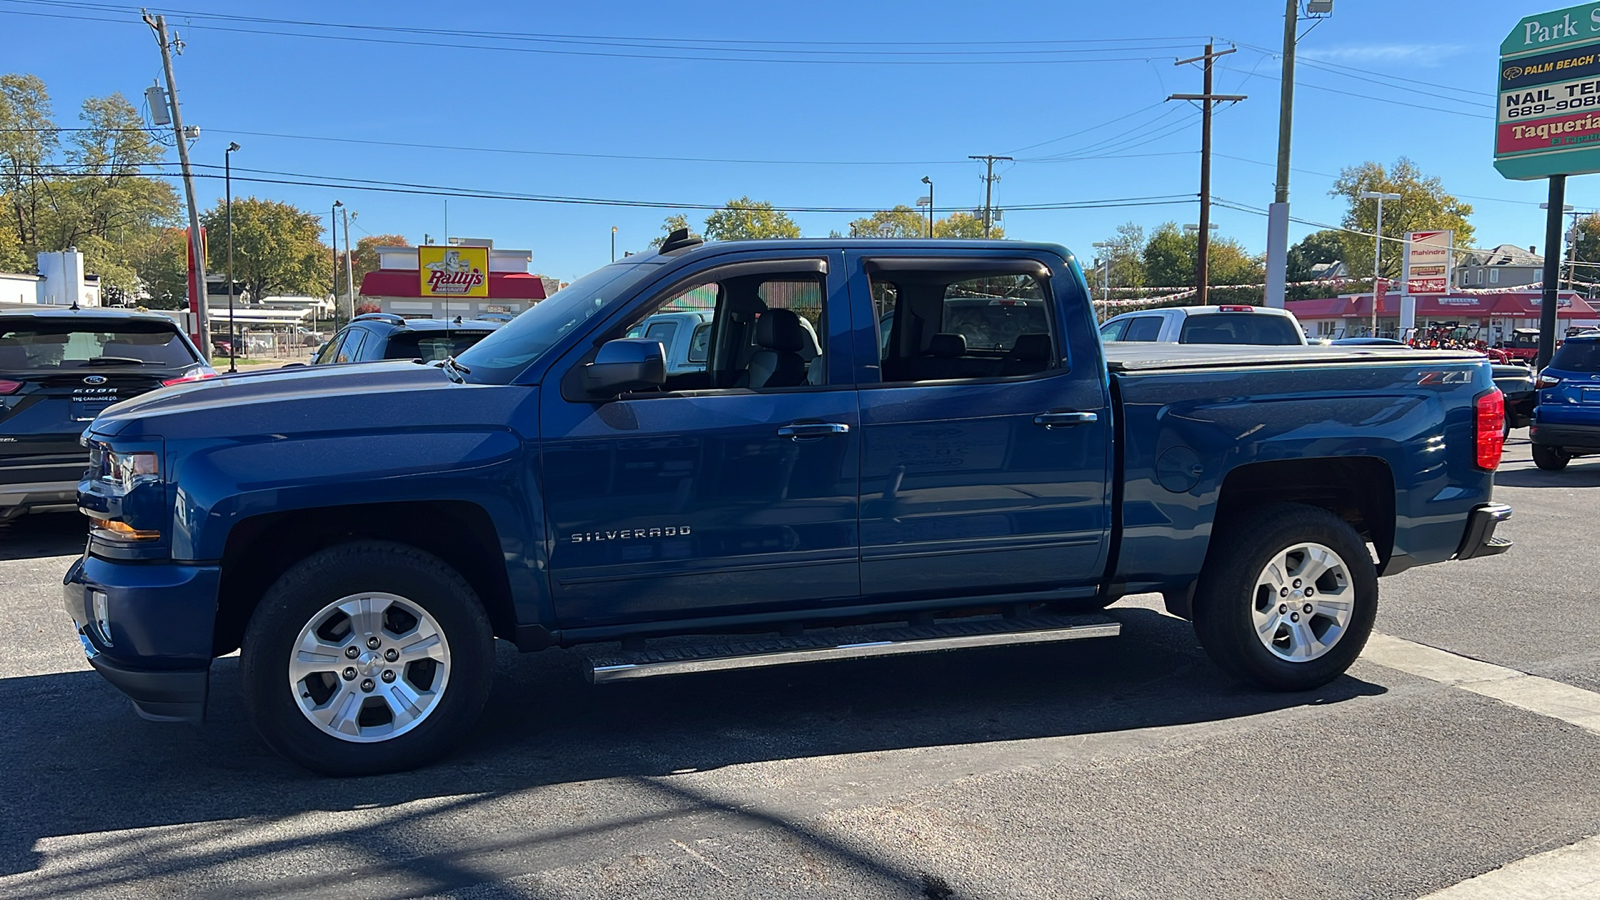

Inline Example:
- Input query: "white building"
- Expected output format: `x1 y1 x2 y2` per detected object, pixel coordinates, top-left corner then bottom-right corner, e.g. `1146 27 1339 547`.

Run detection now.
0 249 102 308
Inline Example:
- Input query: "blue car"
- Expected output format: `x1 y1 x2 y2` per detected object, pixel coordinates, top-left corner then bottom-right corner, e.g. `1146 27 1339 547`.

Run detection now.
1531 334 1600 470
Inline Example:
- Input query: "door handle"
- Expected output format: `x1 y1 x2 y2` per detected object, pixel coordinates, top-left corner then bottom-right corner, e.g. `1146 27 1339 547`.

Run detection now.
1034 411 1098 428
777 422 851 439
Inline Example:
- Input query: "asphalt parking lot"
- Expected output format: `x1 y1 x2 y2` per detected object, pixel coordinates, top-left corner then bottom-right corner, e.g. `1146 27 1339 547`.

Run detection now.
1 436 1597 900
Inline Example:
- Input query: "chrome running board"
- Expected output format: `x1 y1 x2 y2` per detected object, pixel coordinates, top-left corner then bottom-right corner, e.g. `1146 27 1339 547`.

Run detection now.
587 613 1120 683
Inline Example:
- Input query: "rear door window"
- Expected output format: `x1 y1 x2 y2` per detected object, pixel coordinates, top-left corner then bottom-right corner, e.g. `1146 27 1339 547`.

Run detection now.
1122 316 1164 342
1178 314 1301 345
0 318 198 370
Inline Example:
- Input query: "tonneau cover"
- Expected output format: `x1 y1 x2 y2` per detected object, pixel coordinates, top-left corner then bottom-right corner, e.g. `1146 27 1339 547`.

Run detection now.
1103 343 1483 373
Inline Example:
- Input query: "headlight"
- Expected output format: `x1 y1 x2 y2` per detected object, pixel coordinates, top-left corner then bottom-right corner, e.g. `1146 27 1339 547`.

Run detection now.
103 450 159 492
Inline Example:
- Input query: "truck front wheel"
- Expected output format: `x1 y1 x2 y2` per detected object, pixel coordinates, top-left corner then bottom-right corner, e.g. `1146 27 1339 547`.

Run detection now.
240 541 495 776
1193 504 1377 692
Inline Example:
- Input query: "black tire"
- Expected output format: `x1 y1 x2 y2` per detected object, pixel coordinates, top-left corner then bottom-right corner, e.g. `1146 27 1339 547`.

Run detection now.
1532 444 1571 471
1192 503 1378 692
240 540 495 776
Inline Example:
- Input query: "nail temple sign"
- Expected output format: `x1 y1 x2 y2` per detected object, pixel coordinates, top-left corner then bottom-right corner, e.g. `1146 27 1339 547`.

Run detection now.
1496 3 1600 180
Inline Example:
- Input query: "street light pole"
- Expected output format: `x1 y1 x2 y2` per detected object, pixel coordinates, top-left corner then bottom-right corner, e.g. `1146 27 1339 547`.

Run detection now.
1361 190 1401 337
225 142 239 373
611 226 617 262
921 176 934 237
331 200 342 321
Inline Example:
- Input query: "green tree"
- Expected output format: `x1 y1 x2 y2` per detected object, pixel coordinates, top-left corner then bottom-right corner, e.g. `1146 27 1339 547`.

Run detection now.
202 197 329 302
649 213 699 248
0 73 55 261
703 197 800 240
1287 229 1346 282
1142 222 1263 290
1093 221 1146 289
0 221 26 273
849 205 927 238
130 226 189 308
1568 213 1600 290
933 211 1001 239
1330 158 1475 280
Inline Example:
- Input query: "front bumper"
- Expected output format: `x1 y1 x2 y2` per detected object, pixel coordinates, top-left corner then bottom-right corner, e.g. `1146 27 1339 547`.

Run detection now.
1455 503 1513 561
63 554 220 723
1530 421 1600 452
0 479 78 519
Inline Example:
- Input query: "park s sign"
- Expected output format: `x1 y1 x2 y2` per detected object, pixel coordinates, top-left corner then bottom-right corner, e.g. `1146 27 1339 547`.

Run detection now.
1497 3 1600 179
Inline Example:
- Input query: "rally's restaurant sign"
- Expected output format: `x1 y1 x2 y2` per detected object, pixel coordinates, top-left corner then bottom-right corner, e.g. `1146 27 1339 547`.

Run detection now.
418 246 490 298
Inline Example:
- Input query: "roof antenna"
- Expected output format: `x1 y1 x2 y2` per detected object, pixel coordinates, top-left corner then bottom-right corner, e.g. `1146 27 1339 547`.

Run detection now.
659 228 704 254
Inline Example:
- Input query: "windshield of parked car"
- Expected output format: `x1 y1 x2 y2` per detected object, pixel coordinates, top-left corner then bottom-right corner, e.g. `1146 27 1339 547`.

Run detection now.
0 318 199 370
1550 339 1600 372
383 330 497 363
455 263 659 383
1178 314 1302 346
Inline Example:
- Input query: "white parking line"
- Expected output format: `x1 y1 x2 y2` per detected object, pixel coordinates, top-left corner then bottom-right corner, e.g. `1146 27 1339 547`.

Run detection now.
1362 632 1600 736
1417 833 1600 899
1362 633 1600 899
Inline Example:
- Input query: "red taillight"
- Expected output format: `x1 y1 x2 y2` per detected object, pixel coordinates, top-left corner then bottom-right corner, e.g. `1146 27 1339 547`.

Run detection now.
1218 305 1254 312
0 379 20 395
162 371 217 387
1476 389 1505 471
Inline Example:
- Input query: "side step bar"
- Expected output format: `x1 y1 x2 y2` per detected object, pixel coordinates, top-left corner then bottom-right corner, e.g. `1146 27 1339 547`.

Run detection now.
587 613 1120 684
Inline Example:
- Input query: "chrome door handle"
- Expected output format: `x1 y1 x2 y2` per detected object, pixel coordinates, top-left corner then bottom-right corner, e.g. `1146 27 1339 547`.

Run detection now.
1034 411 1098 428
777 422 851 438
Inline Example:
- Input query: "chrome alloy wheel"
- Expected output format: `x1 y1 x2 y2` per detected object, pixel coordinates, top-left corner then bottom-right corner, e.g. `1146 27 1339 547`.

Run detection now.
288 592 452 743
1250 542 1354 663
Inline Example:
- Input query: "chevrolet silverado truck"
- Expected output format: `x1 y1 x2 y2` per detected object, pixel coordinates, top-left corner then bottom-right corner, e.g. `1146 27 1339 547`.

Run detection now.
65 234 1513 775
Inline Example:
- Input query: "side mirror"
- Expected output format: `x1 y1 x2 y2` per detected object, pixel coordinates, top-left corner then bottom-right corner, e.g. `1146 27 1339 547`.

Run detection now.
584 338 666 397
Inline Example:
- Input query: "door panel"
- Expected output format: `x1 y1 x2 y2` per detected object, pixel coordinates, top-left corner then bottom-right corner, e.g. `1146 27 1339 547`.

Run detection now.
847 250 1113 600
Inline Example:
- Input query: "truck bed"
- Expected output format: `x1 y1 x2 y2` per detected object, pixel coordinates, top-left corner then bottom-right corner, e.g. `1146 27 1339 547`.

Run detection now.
1103 343 1480 373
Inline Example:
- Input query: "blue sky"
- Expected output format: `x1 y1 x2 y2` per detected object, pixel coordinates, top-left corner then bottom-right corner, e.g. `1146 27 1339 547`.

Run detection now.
0 0 1577 280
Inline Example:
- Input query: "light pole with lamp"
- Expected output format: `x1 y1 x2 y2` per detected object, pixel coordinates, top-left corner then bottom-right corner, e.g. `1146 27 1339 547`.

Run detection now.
1360 190 1400 337
331 200 343 323
611 226 618 262
920 176 934 237
225 142 240 372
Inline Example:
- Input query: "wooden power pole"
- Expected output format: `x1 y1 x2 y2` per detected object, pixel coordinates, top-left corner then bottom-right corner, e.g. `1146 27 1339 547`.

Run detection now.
968 155 1012 238
144 12 210 351
1170 44 1245 305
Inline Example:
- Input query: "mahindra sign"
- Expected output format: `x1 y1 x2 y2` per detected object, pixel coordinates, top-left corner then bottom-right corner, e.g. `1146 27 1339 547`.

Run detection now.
1404 230 1454 295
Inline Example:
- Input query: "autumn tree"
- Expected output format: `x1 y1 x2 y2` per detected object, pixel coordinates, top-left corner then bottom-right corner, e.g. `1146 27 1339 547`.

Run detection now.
1330 158 1474 280
1092 221 1146 288
202 197 329 303
348 233 408 283
1142 222 1263 289
1287 229 1346 282
703 197 800 240
933 211 1001 239
0 73 54 260
849 205 926 238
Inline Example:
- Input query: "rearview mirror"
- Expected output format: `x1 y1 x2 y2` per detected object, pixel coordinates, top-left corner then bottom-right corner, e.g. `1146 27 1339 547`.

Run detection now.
584 338 666 397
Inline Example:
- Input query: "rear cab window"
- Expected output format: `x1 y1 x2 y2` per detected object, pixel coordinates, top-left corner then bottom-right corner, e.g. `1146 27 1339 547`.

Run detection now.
1178 313 1301 345
1122 316 1164 342
0 317 199 370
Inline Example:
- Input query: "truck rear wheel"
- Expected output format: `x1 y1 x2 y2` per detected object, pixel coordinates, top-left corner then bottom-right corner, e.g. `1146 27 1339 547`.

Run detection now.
1193 504 1377 692
240 541 495 776
1532 444 1571 471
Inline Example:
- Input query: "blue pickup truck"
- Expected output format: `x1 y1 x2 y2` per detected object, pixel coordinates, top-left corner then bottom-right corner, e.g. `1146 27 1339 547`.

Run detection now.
65 234 1512 775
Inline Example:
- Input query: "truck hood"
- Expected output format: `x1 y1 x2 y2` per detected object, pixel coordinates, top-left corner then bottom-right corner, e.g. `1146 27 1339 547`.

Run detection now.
88 361 534 441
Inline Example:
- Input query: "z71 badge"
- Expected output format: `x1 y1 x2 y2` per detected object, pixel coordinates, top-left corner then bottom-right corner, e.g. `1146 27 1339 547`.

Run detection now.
571 525 691 544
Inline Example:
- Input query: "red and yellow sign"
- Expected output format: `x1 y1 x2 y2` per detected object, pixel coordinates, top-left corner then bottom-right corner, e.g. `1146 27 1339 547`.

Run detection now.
418 246 489 298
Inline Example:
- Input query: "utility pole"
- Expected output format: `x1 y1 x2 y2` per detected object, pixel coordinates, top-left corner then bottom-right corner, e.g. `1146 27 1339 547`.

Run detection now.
1170 43 1246 305
342 206 355 318
1264 0 1298 309
144 13 209 352
330 200 342 320
968 155 1012 237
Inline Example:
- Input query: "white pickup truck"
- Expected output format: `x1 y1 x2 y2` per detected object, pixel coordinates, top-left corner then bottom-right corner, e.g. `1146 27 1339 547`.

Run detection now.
1100 304 1308 346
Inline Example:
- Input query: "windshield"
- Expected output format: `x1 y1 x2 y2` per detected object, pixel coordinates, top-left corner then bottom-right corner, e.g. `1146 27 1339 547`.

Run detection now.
0 318 199 370
383 330 496 363
456 263 657 383
1550 340 1600 373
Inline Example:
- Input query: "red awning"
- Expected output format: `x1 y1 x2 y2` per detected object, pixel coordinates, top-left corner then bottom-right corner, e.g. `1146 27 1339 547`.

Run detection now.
360 270 546 300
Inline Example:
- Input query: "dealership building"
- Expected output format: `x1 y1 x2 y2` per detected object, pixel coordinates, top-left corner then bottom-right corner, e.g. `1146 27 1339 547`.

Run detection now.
1286 290 1599 341
358 240 547 320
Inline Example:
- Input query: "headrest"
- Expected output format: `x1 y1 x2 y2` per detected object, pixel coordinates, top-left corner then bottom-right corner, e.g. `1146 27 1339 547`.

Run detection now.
1010 333 1052 361
928 333 966 358
795 314 822 360
756 308 806 353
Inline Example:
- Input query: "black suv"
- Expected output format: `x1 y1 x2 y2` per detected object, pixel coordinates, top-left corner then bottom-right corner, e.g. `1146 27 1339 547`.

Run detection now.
0 308 212 520
309 314 503 366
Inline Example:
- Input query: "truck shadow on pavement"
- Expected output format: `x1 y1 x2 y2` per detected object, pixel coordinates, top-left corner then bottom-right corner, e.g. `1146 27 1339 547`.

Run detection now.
1493 462 1600 488
0 605 1385 896
0 512 85 562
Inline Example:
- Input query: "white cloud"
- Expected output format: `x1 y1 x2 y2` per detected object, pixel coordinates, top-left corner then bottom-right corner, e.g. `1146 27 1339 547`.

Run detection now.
1301 44 1468 67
